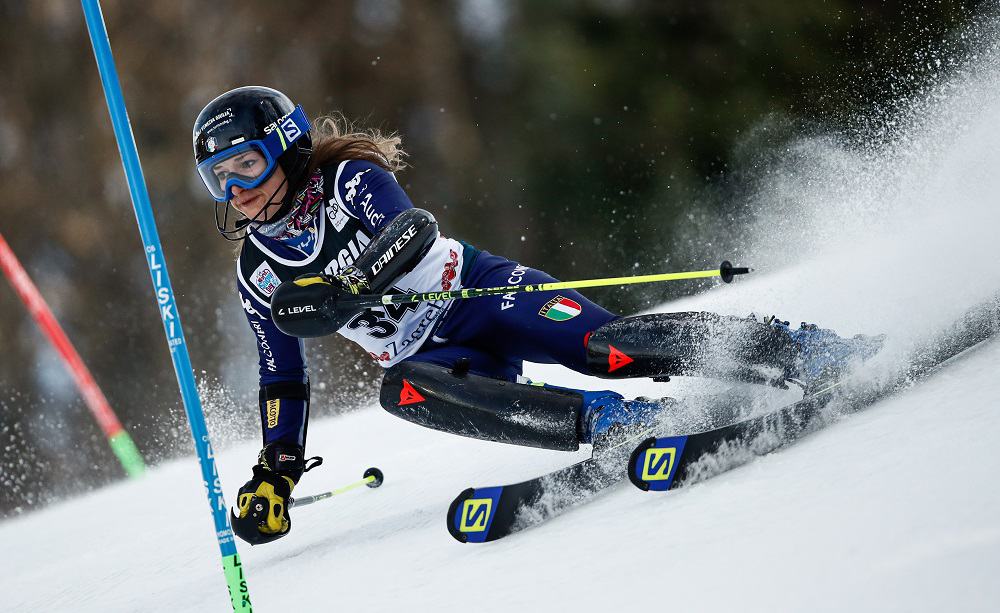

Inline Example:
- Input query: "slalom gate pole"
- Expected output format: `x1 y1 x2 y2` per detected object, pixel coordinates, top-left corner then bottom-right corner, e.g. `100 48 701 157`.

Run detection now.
80 2 252 610
290 467 384 509
337 261 751 310
0 231 145 477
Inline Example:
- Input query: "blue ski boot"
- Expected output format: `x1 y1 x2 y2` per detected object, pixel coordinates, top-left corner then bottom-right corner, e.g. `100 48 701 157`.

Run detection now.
765 316 885 389
578 390 678 451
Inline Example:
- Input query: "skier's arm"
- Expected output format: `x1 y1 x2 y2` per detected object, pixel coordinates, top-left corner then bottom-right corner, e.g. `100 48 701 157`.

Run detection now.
238 281 310 447
334 160 414 234
232 280 316 549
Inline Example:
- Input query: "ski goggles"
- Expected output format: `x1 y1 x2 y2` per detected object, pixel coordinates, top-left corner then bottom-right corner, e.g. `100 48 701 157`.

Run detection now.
196 105 310 202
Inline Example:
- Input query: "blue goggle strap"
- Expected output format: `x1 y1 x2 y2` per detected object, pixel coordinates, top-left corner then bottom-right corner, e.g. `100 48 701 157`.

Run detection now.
261 105 310 158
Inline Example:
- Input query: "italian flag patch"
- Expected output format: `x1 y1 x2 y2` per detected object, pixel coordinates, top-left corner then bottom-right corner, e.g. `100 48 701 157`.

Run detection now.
539 296 582 321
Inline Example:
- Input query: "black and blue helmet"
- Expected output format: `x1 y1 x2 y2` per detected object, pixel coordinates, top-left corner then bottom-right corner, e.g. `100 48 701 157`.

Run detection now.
193 86 312 238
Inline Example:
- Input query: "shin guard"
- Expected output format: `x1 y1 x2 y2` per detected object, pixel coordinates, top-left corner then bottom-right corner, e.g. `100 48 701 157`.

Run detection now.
586 312 798 386
380 361 582 451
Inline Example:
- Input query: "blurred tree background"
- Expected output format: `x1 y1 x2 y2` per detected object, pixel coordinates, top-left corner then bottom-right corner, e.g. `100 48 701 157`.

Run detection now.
0 0 983 516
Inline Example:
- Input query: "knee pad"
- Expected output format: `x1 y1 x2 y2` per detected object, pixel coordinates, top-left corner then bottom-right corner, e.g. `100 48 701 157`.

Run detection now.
380 360 582 451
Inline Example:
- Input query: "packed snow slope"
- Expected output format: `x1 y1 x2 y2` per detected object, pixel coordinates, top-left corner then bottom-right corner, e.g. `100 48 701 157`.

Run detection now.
7 20 1000 613
3 313 1000 612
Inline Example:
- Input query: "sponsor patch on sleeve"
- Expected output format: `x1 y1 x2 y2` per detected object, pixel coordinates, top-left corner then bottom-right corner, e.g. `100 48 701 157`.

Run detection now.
328 199 350 232
252 261 280 297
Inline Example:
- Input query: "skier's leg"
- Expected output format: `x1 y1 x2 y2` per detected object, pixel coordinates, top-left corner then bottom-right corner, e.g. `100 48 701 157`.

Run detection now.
436 257 796 386
397 343 523 381
431 252 618 373
380 347 676 450
585 312 883 387
380 355 585 451
585 312 800 386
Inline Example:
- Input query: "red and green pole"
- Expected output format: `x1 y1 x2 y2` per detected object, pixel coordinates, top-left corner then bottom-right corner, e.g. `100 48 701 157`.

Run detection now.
0 230 145 477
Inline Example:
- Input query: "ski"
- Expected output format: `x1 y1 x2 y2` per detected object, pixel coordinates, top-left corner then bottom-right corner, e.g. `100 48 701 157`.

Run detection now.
444 385 818 543
446 425 651 543
628 377 847 492
447 296 1000 543
628 296 1000 491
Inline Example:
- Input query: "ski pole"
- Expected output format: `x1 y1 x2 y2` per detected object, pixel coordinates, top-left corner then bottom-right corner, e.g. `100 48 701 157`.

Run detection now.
333 260 751 309
0 231 146 478
290 467 384 509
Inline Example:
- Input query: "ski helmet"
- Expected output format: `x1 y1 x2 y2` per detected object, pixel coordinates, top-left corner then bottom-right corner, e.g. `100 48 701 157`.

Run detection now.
193 86 312 239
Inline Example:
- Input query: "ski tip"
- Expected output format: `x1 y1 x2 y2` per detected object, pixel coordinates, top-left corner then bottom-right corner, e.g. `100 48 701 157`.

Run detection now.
447 488 475 543
627 437 657 490
447 486 504 544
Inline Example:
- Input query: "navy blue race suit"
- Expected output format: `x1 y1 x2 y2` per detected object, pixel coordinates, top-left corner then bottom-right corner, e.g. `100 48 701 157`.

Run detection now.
236 159 616 447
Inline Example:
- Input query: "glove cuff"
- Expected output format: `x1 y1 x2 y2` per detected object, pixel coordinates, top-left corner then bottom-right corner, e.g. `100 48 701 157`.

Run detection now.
257 442 324 485
258 443 306 484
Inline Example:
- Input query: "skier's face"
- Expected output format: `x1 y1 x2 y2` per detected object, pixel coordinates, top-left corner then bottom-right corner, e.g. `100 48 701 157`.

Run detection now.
224 157 288 222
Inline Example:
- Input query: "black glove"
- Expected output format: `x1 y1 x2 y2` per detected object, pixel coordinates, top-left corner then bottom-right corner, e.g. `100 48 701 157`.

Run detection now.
270 271 372 338
230 443 322 545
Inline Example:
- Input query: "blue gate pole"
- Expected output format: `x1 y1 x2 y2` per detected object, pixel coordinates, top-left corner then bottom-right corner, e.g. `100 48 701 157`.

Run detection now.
80 1 252 610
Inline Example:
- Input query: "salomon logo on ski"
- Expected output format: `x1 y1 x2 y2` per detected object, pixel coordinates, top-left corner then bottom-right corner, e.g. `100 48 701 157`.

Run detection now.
398 379 426 405
460 498 493 532
642 447 677 481
628 436 687 491
448 486 503 543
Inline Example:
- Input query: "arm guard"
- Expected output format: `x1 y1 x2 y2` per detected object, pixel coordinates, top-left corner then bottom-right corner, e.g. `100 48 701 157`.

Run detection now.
271 208 439 338
348 207 439 293
259 380 311 448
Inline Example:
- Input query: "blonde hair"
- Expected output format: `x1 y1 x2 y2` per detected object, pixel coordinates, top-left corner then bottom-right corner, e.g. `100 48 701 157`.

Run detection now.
308 112 407 174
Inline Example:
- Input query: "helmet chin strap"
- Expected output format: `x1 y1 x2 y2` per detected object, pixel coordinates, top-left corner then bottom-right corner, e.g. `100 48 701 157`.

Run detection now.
234 173 291 230
239 142 314 227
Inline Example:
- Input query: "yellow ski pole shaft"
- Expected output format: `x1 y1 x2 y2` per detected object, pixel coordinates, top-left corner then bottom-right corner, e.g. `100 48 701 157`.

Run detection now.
289 467 384 509
347 260 751 308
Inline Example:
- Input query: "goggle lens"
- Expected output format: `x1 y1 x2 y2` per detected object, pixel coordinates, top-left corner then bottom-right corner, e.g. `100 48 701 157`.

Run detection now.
197 143 276 202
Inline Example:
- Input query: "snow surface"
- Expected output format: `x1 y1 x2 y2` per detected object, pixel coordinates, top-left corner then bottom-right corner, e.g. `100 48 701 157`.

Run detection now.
7 20 1000 613
3 332 1000 612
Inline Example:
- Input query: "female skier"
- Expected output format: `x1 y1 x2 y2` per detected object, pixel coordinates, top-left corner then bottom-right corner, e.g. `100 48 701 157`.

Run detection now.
193 86 876 544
